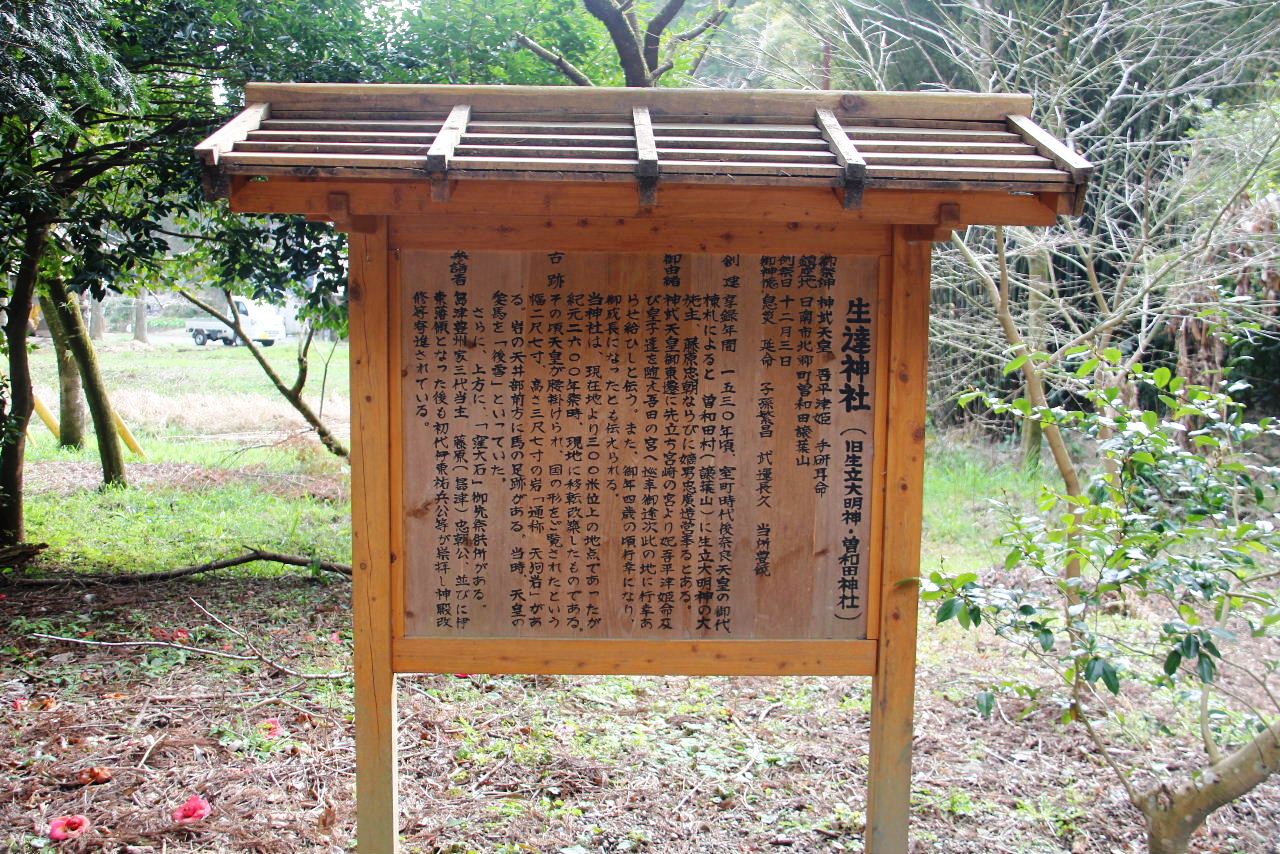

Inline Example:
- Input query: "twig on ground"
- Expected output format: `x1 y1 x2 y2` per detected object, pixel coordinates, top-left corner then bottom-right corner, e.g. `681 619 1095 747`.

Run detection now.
8 548 351 586
187 598 348 681
31 603 348 682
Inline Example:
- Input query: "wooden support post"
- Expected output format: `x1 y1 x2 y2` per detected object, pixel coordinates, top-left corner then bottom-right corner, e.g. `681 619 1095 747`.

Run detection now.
816 108 867 210
632 106 660 208
349 218 399 854
866 227 931 854
427 104 471 202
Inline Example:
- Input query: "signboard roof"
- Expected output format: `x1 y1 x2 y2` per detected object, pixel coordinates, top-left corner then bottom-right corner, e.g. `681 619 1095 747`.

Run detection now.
197 83 1091 211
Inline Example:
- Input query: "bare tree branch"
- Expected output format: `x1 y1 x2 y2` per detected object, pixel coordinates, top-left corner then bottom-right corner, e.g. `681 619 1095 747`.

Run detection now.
515 31 595 86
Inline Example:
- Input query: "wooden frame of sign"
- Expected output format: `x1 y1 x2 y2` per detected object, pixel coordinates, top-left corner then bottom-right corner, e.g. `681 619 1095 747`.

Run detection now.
198 83 1090 854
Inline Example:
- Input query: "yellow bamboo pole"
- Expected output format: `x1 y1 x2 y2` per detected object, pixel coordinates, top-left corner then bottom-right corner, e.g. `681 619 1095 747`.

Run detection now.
111 411 146 459
32 394 60 441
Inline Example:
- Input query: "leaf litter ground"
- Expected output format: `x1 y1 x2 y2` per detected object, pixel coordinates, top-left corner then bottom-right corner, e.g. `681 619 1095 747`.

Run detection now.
3 569 1276 853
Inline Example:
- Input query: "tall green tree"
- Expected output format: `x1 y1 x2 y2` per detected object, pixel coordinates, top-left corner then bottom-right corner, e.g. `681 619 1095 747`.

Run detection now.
0 0 401 545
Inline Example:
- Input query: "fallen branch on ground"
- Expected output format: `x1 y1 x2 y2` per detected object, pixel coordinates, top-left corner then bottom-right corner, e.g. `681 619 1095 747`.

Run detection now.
6 548 351 586
32 598 347 680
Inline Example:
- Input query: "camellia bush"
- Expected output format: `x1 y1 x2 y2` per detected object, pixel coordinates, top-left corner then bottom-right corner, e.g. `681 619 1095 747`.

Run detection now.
927 354 1280 854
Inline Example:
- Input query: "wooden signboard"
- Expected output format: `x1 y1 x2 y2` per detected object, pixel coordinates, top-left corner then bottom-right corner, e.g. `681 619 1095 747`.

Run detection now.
198 82 1089 854
398 250 883 643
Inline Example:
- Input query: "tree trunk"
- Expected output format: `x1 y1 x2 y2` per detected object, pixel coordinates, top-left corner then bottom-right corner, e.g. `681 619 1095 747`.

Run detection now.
1022 247 1050 471
46 277 126 487
133 291 148 343
1139 720 1280 854
181 290 349 459
0 220 49 545
37 291 85 449
89 296 105 340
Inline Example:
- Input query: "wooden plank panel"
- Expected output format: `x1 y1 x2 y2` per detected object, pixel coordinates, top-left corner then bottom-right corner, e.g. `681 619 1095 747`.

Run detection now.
865 227 931 854
195 102 269 165
245 82 1033 122
348 219 399 854
392 638 877 675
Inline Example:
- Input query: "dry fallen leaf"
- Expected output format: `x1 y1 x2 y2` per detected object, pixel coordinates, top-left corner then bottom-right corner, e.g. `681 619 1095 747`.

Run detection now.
76 767 113 785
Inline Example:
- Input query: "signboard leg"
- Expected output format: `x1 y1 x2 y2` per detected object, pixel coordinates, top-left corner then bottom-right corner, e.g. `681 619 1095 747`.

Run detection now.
350 221 400 853
865 230 931 854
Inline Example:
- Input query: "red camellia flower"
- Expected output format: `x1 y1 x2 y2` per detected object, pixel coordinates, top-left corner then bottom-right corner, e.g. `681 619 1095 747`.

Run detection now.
172 795 212 824
48 814 91 841
172 629 192 643
259 717 283 738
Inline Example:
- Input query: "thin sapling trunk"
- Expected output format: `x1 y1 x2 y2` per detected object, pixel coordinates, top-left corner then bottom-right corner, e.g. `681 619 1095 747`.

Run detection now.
45 277 127 487
38 291 86 449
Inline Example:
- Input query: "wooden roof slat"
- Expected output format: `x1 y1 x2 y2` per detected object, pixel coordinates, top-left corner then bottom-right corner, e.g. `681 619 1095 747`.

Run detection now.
236 141 433 155
861 152 1054 168
469 120 633 135
196 103 269 165
655 148 836 163
426 104 471 173
632 106 659 206
1006 115 1093 182
464 132 635 146
849 140 1036 154
222 151 430 169
450 156 638 173
632 107 659 178
655 135 831 149
259 119 443 131
865 164 1068 182
456 145 643 160
247 130 439 142
653 122 822 138
845 126 1021 142
817 107 867 209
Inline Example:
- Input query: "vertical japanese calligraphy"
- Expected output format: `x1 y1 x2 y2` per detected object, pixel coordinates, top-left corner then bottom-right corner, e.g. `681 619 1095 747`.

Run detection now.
401 251 879 640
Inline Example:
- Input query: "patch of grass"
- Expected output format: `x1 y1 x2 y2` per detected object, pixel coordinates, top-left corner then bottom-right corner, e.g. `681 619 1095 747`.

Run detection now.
922 437 1039 574
24 482 350 575
29 333 350 401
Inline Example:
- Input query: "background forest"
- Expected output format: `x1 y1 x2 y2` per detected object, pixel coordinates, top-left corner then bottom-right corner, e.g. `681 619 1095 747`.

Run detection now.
2 1 1278 853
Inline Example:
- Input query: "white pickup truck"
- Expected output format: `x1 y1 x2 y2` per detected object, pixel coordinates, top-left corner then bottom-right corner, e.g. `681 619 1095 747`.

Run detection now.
186 298 286 347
